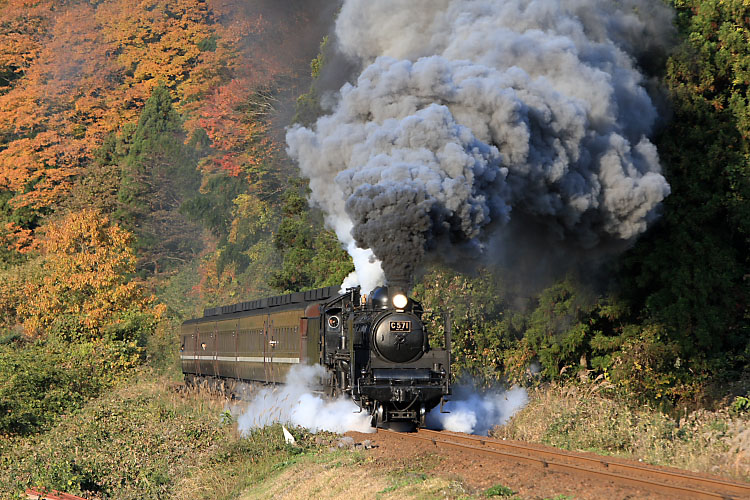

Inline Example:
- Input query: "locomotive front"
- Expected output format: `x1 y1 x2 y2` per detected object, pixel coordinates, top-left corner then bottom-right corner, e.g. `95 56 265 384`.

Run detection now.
322 286 451 428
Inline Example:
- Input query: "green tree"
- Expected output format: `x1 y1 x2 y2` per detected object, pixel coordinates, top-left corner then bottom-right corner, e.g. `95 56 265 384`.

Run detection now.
622 0 750 375
117 83 203 274
269 186 353 293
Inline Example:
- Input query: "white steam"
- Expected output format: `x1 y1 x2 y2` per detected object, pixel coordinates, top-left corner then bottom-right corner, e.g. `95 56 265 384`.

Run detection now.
287 0 673 290
237 365 374 434
427 385 529 435
339 239 384 294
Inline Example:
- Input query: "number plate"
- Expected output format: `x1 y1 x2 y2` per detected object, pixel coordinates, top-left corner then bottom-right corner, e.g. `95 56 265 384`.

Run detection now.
390 321 411 332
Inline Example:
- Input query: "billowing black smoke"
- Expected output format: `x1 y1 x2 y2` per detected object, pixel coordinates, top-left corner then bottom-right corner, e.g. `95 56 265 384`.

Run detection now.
286 0 674 293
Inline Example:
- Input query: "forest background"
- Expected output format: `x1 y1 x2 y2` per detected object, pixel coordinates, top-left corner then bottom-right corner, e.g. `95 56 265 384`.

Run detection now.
0 0 747 443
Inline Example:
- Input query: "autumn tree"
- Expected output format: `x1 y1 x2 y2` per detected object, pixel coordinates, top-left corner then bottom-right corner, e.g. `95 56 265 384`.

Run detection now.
0 208 164 436
1 209 162 337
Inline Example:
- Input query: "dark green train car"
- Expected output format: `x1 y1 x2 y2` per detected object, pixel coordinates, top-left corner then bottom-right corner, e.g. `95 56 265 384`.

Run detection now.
180 286 338 384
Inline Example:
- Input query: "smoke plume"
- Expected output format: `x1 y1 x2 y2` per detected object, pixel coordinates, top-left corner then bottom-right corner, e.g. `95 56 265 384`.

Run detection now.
427 385 528 435
286 0 673 292
236 365 374 434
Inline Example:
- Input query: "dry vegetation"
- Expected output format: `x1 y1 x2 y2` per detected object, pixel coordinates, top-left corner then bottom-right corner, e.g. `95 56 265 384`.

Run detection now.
491 383 750 482
237 452 465 500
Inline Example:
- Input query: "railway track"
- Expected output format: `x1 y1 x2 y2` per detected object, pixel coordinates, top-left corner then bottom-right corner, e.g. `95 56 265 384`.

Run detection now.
386 428 750 499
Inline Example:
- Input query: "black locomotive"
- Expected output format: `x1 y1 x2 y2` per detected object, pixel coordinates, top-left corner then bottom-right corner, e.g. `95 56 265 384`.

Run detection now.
180 285 451 427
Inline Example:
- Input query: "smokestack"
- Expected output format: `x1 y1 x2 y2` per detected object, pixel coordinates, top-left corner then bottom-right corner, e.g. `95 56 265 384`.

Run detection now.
386 273 410 297
287 0 674 292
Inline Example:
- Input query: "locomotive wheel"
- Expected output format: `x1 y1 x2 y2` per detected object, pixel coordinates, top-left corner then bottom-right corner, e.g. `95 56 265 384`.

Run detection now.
370 403 383 428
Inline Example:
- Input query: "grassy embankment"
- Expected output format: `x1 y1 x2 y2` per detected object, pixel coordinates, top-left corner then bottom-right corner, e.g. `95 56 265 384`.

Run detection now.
0 372 573 500
1 371 747 499
0 371 322 500
492 383 750 483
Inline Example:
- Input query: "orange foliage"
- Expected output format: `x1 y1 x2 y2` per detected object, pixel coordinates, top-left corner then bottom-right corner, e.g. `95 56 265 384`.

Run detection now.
0 131 85 209
0 0 311 270
198 79 279 177
14 209 163 336
2 222 38 254
0 0 266 214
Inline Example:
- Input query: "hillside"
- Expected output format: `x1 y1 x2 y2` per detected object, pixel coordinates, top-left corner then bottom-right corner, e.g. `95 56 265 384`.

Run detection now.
0 0 748 497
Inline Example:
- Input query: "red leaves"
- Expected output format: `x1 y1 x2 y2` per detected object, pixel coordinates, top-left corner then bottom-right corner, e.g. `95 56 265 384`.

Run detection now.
197 79 279 177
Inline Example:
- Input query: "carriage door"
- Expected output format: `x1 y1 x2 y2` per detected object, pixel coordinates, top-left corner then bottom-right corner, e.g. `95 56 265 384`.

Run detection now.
265 315 278 383
192 324 199 375
263 315 271 382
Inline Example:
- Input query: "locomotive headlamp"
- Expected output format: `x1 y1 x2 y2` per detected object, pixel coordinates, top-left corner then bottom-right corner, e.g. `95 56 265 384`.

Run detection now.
392 293 408 309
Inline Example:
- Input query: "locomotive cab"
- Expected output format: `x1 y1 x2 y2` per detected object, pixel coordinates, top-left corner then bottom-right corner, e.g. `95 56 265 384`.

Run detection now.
322 285 451 428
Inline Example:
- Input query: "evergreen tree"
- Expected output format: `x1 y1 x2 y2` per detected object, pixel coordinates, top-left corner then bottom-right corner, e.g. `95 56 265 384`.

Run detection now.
117 84 203 275
270 186 353 293
621 0 750 374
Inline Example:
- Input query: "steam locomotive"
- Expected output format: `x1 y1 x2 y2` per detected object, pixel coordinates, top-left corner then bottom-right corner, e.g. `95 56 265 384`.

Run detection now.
180 285 451 427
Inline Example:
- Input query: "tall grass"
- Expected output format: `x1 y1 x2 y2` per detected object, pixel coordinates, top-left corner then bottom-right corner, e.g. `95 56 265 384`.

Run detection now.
491 383 750 482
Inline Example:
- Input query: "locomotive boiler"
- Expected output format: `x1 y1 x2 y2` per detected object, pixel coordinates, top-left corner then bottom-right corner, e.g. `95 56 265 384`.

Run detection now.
180 285 451 427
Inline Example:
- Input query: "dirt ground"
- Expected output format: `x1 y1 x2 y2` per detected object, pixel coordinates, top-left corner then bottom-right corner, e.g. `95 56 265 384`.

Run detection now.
344 429 684 500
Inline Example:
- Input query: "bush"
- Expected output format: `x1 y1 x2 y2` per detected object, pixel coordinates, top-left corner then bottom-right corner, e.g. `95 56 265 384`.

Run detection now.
0 318 157 437
0 342 108 436
0 378 322 499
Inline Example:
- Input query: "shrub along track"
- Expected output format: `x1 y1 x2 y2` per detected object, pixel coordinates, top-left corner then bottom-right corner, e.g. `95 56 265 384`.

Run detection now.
390 428 750 499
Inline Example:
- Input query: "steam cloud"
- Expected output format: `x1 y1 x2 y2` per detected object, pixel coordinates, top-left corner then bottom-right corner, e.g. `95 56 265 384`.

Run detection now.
286 0 673 292
427 385 529 435
236 365 374 434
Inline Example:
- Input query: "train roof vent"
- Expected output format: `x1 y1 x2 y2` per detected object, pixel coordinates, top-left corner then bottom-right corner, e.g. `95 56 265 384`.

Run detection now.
291 292 304 303
304 286 338 301
203 307 219 317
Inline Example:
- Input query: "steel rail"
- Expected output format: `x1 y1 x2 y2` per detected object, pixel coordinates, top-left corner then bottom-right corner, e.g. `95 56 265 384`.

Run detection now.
384 428 750 500
25 488 88 500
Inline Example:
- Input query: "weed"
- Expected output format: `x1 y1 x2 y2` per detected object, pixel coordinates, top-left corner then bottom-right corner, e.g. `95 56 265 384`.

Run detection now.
220 409 234 425
485 483 516 497
730 396 749 415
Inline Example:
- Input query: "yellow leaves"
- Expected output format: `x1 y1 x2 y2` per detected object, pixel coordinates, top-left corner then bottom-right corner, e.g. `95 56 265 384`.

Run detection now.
95 0 218 103
228 194 271 244
5 209 161 337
